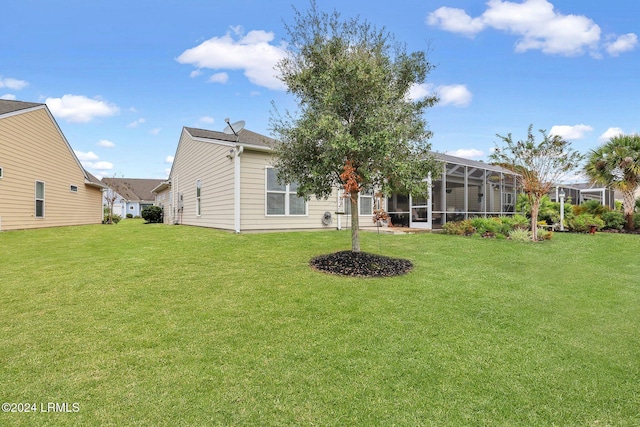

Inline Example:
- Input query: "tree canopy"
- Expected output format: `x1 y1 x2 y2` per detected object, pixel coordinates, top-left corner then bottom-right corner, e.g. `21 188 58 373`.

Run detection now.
585 133 640 230
490 125 583 240
270 1 439 251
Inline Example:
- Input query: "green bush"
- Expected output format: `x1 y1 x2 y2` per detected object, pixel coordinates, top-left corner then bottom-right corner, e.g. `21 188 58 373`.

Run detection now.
470 217 500 235
508 228 531 242
443 220 475 236
567 213 604 233
576 199 609 217
601 211 625 230
126 213 133 219
141 206 163 223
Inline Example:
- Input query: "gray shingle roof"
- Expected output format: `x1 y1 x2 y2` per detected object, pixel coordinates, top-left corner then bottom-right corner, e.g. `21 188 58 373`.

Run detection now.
101 178 165 202
0 99 43 116
185 126 275 148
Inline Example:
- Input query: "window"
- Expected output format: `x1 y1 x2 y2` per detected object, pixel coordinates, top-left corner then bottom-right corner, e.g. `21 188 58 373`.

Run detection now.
344 189 374 215
196 180 202 216
0 167 3 178
266 168 306 216
70 185 78 193
35 181 45 218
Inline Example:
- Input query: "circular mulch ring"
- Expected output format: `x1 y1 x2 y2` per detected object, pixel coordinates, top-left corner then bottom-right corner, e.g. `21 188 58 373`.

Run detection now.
310 251 413 278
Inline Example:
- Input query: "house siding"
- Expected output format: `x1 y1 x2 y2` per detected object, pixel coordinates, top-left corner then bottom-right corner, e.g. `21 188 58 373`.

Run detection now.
239 150 340 231
170 129 235 229
0 107 103 231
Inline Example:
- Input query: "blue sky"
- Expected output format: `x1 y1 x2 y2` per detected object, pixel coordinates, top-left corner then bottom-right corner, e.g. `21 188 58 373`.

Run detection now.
2 0 638 180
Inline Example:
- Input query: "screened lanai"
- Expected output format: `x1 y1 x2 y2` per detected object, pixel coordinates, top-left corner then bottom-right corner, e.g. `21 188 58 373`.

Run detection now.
386 152 520 229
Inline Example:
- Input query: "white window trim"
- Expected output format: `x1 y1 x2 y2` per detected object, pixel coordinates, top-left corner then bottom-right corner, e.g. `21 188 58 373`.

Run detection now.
265 167 307 216
35 180 45 219
70 184 78 193
195 179 202 217
344 190 375 216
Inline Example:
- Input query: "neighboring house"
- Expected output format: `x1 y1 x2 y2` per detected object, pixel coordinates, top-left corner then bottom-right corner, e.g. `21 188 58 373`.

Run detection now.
0 99 106 231
153 126 523 232
102 178 164 218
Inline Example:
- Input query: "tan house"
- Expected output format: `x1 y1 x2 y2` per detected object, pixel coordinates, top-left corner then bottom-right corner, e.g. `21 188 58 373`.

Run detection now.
152 126 364 232
0 99 106 231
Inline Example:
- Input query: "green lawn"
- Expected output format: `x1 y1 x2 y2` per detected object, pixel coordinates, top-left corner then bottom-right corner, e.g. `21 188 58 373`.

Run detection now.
1 220 639 426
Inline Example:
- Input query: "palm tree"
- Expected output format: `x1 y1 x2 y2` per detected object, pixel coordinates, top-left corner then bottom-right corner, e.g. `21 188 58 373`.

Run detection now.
585 134 640 231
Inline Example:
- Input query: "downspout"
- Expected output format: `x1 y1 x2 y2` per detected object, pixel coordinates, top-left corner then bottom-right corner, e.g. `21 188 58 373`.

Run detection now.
234 146 243 233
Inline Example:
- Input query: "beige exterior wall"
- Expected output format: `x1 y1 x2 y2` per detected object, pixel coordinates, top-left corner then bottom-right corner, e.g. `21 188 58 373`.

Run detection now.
154 187 173 224
170 129 236 229
0 107 103 231
239 150 341 231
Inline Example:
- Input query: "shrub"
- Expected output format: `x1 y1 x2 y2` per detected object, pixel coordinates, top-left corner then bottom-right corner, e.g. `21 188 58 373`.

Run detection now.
141 206 163 223
470 217 500 235
601 211 625 230
508 228 531 242
103 214 121 224
567 213 604 233
443 220 475 236
536 227 553 241
126 213 133 219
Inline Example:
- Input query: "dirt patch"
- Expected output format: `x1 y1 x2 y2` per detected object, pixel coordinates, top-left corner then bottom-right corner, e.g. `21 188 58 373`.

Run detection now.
310 251 413 278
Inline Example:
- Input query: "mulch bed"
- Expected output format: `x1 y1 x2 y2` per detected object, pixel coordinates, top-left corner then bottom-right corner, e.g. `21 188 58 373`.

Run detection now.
310 251 413 278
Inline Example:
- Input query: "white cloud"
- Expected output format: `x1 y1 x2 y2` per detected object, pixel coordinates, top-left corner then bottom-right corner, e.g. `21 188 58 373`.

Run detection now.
1 94 17 100
165 155 174 164
438 84 472 107
605 33 638 56
150 128 161 135
427 0 636 57
446 148 484 159
0 76 29 90
599 127 624 142
74 150 100 161
208 72 229 84
198 116 214 124
189 69 203 78
408 83 434 101
97 139 115 148
549 124 593 140
408 83 472 107
127 118 146 128
46 94 119 123
176 28 287 90
92 161 114 171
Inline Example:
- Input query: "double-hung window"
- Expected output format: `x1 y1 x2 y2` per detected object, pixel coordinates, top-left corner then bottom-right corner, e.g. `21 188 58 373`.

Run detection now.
35 181 45 218
344 189 374 215
266 168 306 216
196 180 202 216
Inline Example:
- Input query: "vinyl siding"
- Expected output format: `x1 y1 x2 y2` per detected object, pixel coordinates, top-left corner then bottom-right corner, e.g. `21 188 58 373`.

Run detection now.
0 107 103 231
239 150 339 231
171 129 235 229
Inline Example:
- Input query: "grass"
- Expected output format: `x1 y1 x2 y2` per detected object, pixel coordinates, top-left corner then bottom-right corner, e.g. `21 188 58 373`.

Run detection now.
1 220 639 426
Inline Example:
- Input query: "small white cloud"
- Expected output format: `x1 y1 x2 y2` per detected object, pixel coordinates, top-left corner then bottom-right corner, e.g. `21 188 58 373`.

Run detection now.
250 91 261 97
190 69 203 78
74 150 100 161
605 33 638 56
549 124 593 140
177 28 287 90
150 128 161 135
165 155 174 164
198 116 215 124
92 161 114 171
438 84 472 107
127 118 146 128
407 83 434 101
97 139 115 148
208 72 229 84
0 76 29 90
599 127 624 142
164 168 172 177
427 7 485 37
46 94 119 123
1 94 17 100
446 148 484 159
